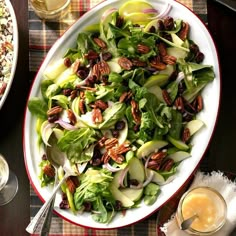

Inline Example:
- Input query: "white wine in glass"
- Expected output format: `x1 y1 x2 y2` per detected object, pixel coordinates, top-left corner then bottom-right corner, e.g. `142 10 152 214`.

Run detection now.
0 154 18 206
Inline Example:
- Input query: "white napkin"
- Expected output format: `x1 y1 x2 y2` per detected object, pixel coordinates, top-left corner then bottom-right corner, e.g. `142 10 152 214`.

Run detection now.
160 171 236 236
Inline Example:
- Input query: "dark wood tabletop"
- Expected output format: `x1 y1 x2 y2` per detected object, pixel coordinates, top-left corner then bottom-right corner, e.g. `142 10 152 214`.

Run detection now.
0 0 235 235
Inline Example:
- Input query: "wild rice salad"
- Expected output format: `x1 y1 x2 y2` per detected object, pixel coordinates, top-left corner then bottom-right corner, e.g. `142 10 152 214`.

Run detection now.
0 0 13 99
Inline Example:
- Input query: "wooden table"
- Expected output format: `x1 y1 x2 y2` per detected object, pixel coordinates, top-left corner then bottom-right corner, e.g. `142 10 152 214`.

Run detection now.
0 0 235 235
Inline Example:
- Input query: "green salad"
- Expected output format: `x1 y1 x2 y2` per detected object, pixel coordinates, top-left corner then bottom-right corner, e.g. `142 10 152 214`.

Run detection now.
28 0 215 224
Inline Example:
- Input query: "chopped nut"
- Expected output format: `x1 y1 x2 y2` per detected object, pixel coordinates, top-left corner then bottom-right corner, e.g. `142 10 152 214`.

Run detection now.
131 100 141 124
47 106 63 116
174 97 184 113
94 100 108 110
97 60 110 75
160 158 174 171
162 55 177 65
162 89 172 106
71 59 81 74
158 42 167 57
93 37 107 49
118 57 133 70
67 109 76 125
178 22 189 41
137 44 150 54
79 99 86 114
43 164 55 178
150 56 166 70
105 138 119 150
151 150 167 160
92 108 103 124
182 127 191 143
119 91 133 103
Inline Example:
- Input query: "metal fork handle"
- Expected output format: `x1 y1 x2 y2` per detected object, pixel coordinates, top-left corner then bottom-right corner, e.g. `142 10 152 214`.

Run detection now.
25 173 69 234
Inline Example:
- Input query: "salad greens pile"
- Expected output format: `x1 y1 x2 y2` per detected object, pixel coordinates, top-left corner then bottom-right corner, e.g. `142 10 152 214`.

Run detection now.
28 0 215 224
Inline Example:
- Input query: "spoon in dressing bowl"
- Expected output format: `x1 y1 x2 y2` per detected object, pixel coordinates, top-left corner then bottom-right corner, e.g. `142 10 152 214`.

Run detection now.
180 214 198 230
26 135 78 234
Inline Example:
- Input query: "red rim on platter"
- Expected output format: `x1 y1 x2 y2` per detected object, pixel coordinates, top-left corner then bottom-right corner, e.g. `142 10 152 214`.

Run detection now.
23 0 221 230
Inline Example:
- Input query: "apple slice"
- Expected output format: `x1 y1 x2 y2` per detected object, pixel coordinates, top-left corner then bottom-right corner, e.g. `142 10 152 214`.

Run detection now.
121 188 143 202
144 74 169 88
168 151 191 163
128 157 145 182
167 135 189 151
146 169 165 184
147 85 165 103
109 185 134 207
185 119 205 136
136 140 168 158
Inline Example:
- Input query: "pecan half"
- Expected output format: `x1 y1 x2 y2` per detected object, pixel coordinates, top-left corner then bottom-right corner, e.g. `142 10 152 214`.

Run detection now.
93 37 107 49
97 60 110 75
67 109 76 125
118 57 133 70
43 164 55 178
70 90 78 100
71 59 81 74
150 56 166 70
92 63 101 79
84 50 99 60
47 106 63 116
137 44 150 54
131 58 147 67
66 176 78 194
178 22 189 41
114 142 131 155
131 99 141 124
119 91 133 103
151 150 167 160
196 95 203 112
108 149 124 164
94 100 108 110
92 108 103 124
182 127 191 143
174 97 184 113
158 42 167 57
160 158 174 171
79 99 86 114
105 138 119 150
97 136 108 148
101 152 110 164
162 55 176 65
162 89 172 106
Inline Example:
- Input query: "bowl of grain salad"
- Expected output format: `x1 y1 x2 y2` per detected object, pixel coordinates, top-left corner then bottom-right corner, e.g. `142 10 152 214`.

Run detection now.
0 0 18 110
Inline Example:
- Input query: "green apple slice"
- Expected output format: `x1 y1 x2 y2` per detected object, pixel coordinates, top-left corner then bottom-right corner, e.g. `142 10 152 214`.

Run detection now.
117 118 128 145
109 185 134 207
136 140 168 158
107 60 122 73
128 157 145 182
167 47 187 60
43 58 67 80
119 0 155 17
146 169 165 184
167 135 189 151
144 74 169 88
120 188 143 202
147 85 165 103
185 119 205 136
168 151 191 163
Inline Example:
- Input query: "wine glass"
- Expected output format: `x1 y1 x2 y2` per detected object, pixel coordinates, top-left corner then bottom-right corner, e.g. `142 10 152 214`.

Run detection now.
0 153 18 205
